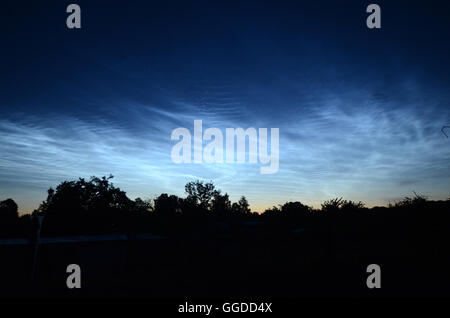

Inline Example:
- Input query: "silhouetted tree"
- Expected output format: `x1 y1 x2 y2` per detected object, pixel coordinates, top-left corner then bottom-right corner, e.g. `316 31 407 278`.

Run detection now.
0 198 19 220
211 191 232 216
35 175 133 216
133 197 153 214
340 200 365 211
281 201 311 218
262 206 281 217
393 192 428 208
231 196 251 215
321 197 345 213
34 175 136 235
154 193 181 217
185 180 218 213
0 198 19 237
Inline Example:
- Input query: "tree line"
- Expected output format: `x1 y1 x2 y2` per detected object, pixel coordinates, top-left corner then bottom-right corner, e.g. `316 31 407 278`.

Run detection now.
1 175 449 237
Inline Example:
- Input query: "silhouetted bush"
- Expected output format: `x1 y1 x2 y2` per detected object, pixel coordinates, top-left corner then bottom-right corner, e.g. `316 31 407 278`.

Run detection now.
0 198 19 237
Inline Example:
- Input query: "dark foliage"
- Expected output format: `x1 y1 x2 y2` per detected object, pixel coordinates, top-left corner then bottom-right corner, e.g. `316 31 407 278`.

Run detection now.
1 177 450 297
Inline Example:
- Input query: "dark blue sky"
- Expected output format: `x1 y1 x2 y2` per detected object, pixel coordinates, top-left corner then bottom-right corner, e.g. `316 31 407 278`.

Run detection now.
1 0 450 212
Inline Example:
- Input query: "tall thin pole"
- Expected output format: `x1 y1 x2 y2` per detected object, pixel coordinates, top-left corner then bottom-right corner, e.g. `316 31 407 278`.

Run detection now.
31 215 44 281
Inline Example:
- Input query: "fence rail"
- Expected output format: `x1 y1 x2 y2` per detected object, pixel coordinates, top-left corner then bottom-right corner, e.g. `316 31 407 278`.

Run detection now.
0 233 167 246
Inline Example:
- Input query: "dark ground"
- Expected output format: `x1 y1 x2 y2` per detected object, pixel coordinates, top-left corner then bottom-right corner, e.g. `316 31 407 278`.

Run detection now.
1 210 449 298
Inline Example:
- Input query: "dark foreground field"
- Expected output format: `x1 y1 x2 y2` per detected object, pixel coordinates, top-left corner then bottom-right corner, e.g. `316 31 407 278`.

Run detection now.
1 207 450 298
1 178 449 298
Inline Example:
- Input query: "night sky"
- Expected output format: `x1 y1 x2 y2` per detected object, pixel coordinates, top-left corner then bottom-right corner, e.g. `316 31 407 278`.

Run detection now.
1 0 450 213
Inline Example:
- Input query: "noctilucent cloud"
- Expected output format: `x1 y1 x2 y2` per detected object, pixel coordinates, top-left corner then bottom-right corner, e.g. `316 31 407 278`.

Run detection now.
1 1 450 213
